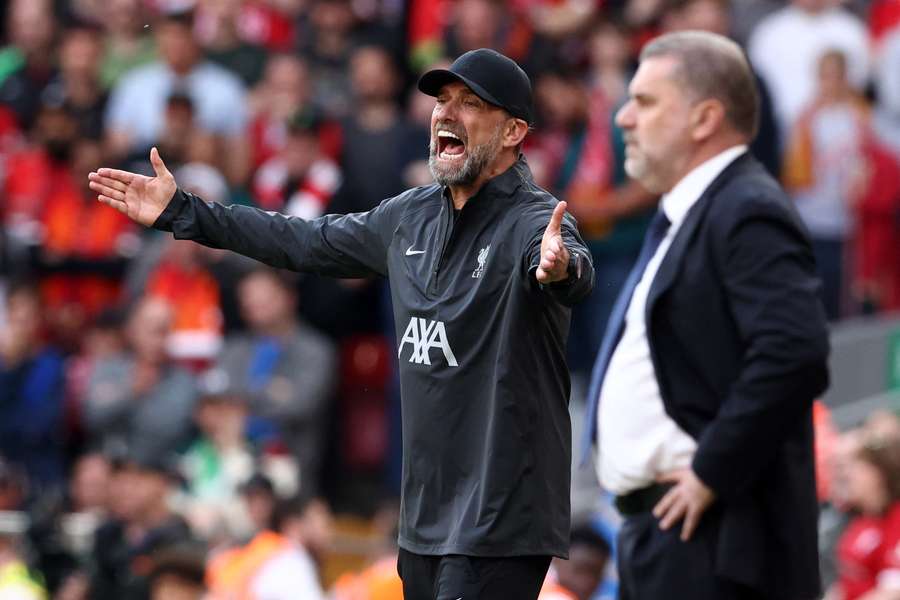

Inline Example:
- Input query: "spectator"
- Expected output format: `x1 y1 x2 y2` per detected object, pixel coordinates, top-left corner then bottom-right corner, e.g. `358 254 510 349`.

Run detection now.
176 161 257 332
527 65 655 375
63 309 127 443
331 504 402 600
782 49 870 319
300 0 359 119
0 0 58 130
869 0 900 48
82 297 197 459
2 99 82 248
748 0 870 139
207 494 326 600
830 431 900 600
252 108 342 219
147 545 207 600
238 473 278 539
659 0 782 177
141 237 224 366
247 53 344 170
125 91 217 176
98 0 156 88
37 133 137 349
873 27 900 160
0 530 46 600
0 280 65 491
443 0 553 74
0 458 28 512
329 45 420 216
104 8 249 185
585 21 631 110
195 0 268 87
68 451 113 517
180 368 255 541
88 452 193 600
42 25 108 140
217 268 336 493
547 524 611 600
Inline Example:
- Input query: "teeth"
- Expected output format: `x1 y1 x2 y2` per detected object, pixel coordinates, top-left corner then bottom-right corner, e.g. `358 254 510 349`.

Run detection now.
439 150 464 160
437 130 462 141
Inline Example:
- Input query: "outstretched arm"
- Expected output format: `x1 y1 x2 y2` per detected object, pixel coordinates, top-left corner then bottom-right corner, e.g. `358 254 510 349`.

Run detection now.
88 149 395 277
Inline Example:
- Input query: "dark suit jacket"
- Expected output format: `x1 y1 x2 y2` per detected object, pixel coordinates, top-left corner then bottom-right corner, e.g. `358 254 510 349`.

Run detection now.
590 153 830 599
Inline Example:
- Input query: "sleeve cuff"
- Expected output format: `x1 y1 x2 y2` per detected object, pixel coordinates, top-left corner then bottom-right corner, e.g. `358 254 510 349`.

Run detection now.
151 188 189 232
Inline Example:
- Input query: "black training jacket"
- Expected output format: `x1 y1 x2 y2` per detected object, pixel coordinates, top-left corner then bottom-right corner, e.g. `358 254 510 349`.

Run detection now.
154 157 594 558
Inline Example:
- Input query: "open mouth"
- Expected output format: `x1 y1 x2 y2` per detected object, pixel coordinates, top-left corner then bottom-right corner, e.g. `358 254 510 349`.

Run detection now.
436 129 466 160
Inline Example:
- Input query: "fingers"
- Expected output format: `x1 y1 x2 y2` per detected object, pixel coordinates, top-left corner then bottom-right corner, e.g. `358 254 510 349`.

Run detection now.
95 168 135 185
88 180 126 202
88 172 129 194
657 495 687 532
547 200 567 235
681 506 701 541
96 194 128 214
150 146 172 180
653 487 679 520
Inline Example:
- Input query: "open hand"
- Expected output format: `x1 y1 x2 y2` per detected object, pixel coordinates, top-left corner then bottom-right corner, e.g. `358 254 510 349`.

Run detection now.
535 201 571 284
653 468 716 541
88 147 177 227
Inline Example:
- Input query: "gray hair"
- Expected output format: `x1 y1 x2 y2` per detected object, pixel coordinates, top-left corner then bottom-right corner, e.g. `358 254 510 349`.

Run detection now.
640 30 760 139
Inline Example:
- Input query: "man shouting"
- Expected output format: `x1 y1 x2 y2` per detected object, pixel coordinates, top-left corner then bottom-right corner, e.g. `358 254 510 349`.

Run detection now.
89 48 594 600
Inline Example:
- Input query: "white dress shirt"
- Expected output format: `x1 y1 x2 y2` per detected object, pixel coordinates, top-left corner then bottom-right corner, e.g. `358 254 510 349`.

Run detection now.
596 145 748 496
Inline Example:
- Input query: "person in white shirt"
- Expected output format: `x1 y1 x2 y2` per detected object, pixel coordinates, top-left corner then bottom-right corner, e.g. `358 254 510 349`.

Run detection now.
582 31 829 600
748 0 870 141
104 8 249 185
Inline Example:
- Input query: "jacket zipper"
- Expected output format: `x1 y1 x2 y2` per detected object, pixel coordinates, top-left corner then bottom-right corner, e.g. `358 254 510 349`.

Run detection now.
429 194 457 296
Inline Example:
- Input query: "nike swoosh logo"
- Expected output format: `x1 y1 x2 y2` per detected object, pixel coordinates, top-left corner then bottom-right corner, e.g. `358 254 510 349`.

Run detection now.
406 245 426 256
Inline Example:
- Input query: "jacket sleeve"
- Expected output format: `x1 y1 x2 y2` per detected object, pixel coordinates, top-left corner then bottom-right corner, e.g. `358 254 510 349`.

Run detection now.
690 192 830 502
153 189 399 277
522 201 595 307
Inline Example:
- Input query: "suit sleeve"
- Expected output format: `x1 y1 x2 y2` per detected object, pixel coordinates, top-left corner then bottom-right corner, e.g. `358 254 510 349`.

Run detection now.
691 194 830 502
522 203 595 306
153 189 398 277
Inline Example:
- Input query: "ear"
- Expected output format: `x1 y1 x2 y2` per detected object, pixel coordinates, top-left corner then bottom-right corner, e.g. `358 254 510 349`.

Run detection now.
689 99 726 143
502 117 529 149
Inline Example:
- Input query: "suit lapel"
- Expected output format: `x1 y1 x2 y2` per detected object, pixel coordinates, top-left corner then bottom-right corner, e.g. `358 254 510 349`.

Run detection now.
645 153 755 319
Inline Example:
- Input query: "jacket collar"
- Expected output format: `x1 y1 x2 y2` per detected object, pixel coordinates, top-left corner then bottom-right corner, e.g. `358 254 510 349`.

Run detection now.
441 154 532 206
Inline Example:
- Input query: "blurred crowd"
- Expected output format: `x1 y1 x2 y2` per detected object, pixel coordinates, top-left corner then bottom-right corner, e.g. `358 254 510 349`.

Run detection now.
0 0 898 598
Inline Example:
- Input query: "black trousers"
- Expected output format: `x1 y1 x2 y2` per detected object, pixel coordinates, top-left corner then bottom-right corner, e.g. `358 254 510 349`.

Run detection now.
397 548 551 600
617 510 765 600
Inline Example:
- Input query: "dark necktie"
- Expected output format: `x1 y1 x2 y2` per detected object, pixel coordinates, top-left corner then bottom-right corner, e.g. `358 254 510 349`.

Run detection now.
580 208 672 460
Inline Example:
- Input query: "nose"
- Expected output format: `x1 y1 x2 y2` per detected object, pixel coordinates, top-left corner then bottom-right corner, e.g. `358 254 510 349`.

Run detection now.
432 99 458 123
615 100 634 129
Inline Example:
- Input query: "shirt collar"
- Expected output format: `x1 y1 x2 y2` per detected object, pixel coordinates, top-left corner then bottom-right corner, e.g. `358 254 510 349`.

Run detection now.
661 145 748 228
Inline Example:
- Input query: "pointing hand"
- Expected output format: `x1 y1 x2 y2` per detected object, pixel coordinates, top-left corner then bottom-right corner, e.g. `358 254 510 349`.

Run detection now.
535 201 571 284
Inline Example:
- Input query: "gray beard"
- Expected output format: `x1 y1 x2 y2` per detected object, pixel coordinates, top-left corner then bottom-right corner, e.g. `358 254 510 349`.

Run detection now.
428 128 502 187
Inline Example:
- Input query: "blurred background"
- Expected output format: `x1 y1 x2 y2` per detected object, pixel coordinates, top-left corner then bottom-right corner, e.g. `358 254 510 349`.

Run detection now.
0 0 898 598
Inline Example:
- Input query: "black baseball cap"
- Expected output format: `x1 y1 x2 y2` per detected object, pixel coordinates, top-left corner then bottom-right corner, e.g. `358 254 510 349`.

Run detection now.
418 48 535 125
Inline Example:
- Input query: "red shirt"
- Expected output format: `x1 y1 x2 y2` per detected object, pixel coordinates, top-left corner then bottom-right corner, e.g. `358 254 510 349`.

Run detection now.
838 502 900 599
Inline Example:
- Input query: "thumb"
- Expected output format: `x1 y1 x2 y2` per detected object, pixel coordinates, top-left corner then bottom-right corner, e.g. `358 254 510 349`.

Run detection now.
150 147 172 180
547 201 567 236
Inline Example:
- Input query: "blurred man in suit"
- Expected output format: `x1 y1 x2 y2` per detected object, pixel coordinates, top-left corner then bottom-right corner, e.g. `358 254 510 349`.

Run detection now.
582 31 829 600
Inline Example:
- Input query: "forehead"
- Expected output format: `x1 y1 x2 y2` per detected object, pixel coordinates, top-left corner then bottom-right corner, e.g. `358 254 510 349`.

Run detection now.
629 55 681 95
